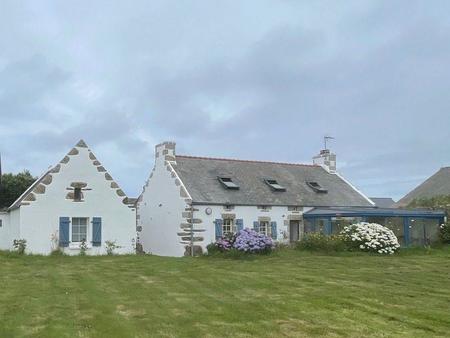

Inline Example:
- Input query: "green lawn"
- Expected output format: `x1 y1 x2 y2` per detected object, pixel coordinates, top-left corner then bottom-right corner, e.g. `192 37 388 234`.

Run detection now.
1 248 450 338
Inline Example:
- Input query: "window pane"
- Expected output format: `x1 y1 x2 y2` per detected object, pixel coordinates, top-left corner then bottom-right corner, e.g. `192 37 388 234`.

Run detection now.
259 221 270 236
72 218 88 242
222 218 234 234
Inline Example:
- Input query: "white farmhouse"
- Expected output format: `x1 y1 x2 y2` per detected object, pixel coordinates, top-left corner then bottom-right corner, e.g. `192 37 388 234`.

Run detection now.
0 140 136 255
137 142 375 257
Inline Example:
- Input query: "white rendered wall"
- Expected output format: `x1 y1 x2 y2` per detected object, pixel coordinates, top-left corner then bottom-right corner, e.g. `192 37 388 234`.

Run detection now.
138 145 187 257
0 212 11 249
0 209 20 251
16 145 136 255
196 205 313 252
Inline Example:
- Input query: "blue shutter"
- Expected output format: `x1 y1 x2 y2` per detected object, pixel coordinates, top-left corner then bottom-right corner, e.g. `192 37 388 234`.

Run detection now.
236 219 244 233
59 217 70 247
214 219 223 239
92 217 102 246
253 221 260 233
270 221 277 240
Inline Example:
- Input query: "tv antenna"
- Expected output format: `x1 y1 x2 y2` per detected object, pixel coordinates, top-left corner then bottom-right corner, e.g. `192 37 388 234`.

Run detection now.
324 136 335 150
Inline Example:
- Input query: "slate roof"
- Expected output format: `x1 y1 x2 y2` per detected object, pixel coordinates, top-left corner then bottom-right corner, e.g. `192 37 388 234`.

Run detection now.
173 155 374 207
369 197 396 208
397 167 450 207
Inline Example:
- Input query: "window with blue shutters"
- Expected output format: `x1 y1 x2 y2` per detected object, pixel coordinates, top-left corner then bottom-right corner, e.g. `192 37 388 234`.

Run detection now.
92 217 102 246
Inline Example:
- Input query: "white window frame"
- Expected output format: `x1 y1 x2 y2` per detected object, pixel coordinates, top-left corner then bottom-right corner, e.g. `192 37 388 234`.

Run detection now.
222 218 235 235
70 217 89 243
259 220 271 236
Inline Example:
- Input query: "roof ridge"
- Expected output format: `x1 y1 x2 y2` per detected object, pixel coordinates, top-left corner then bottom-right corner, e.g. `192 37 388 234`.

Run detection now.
176 155 319 167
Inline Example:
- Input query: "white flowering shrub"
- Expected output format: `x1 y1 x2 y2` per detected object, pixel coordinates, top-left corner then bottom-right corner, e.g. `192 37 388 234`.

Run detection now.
340 223 400 254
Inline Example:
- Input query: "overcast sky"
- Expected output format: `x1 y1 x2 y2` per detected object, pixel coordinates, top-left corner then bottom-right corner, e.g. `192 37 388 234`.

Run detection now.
1 1 449 200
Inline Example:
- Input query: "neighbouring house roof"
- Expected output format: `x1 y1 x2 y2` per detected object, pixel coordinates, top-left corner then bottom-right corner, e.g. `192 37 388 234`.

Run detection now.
369 197 396 208
397 167 450 207
172 155 374 207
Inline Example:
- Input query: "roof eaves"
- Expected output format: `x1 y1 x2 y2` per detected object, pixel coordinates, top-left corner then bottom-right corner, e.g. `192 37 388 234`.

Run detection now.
8 167 53 210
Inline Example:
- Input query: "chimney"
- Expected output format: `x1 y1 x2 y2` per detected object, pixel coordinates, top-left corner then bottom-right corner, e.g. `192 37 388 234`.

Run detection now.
155 141 176 167
313 149 336 173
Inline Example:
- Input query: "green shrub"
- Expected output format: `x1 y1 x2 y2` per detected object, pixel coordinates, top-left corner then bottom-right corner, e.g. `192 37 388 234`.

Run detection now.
12 239 27 255
296 233 346 252
105 240 121 255
79 239 88 256
206 242 221 255
50 248 65 257
439 222 450 244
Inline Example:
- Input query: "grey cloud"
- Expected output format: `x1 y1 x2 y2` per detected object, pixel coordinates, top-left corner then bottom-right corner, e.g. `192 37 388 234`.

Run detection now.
1 1 450 200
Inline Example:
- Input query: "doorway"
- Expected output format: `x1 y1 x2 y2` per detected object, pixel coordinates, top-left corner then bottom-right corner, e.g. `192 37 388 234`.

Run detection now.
289 220 299 243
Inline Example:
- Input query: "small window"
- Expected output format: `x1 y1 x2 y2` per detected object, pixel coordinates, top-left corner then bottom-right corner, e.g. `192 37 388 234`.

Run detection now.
218 177 239 190
259 221 271 236
0 219 2 227
74 188 82 201
264 178 286 191
222 218 235 235
71 217 88 242
307 181 328 193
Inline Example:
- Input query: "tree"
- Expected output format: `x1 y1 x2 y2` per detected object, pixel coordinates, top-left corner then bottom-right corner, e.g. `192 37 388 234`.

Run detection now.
0 171 37 209
407 195 450 215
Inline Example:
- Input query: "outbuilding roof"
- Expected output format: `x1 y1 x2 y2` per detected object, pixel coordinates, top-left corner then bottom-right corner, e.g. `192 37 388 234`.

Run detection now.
397 167 450 207
370 197 396 208
304 206 445 219
173 155 374 207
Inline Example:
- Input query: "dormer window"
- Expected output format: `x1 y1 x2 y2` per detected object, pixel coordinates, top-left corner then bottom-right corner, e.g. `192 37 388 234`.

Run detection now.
74 188 82 201
307 181 327 193
218 177 239 190
264 178 286 191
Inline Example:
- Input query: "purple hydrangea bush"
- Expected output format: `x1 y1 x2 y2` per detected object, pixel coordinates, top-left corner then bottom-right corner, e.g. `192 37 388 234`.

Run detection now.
208 228 274 255
233 228 273 253
215 237 234 251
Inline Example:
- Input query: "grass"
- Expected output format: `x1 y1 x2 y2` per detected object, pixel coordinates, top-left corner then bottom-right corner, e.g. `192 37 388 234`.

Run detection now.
1 248 450 337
